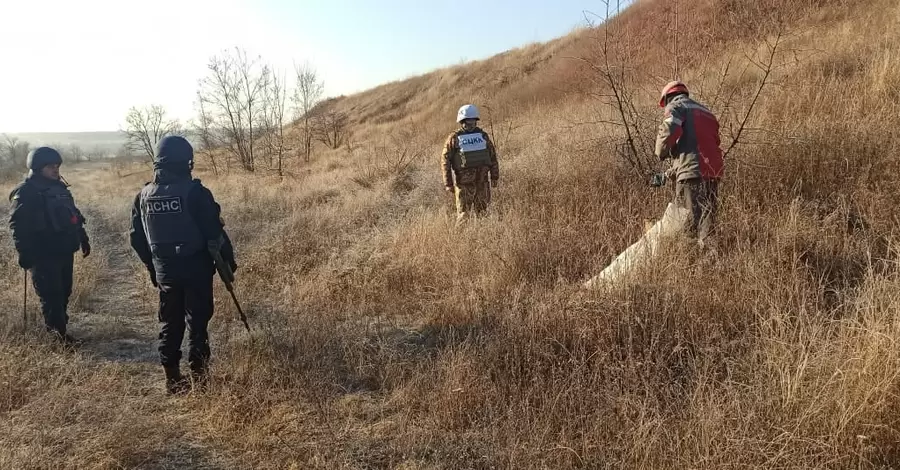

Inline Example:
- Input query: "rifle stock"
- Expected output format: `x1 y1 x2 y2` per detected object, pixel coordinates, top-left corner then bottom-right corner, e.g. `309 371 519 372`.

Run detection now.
208 238 250 332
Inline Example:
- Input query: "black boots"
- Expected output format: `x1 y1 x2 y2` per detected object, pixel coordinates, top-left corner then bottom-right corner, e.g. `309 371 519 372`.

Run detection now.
164 366 190 395
46 326 79 347
164 363 209 395
189 360 209 392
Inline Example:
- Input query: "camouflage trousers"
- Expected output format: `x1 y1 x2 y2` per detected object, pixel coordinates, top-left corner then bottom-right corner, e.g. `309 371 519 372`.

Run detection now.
673 177 719 243
454 179 492 221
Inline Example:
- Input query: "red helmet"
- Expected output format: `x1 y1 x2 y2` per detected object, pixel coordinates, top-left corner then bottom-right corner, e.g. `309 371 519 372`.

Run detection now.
659 80 689 107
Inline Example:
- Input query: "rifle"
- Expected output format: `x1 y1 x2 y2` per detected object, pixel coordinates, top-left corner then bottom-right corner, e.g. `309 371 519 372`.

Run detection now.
208 236 250 333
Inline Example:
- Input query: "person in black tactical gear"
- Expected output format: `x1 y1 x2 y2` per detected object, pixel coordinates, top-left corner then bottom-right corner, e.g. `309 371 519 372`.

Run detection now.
129 135 237 395
8 146 91 343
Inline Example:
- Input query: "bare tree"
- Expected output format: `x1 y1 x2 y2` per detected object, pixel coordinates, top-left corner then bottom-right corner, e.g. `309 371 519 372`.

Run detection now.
292 62 324 162
67 144 85 163
0 135 31 168
87 145 106 160
261 69 288 175
198 54 243 171
719 31 786 160
197 47 271 172
238 50 270 172
313 111 348 150
569 1 660 182
123 105 182 163
193 90 221 175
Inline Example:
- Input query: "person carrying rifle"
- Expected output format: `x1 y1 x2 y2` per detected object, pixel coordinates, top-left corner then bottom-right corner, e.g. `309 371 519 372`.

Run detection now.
129 135 237 395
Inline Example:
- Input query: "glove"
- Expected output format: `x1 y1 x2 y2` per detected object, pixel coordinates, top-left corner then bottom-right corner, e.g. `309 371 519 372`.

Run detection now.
649 173 667 187
18 254 33 270
81 240 91 258
490 179 499 189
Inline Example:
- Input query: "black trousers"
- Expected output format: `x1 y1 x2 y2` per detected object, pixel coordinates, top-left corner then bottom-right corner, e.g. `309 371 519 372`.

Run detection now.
157 277 214 372
31 254 74 335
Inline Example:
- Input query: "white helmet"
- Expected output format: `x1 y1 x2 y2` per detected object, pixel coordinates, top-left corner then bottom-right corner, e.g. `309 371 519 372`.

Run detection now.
457 104 479 123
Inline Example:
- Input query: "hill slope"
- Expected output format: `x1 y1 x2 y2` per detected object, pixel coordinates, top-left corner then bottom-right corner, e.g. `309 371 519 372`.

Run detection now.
2 0 900 468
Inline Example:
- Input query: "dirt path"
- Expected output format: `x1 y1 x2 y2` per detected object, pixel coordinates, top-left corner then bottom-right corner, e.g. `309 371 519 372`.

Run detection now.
73 200 235 469
71 206 159 365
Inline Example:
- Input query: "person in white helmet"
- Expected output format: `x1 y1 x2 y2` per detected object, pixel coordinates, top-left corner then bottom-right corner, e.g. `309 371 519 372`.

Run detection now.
440 104 499 222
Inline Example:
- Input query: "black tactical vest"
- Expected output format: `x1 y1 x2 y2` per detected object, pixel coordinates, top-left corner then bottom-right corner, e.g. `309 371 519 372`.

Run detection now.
40 183 82 235
139 181 204 258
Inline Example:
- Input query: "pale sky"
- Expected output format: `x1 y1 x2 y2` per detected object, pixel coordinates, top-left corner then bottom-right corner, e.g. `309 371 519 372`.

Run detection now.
0 0 598 133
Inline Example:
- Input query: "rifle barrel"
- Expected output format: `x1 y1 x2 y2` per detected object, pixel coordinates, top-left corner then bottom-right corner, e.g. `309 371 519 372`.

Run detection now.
228 288 251 332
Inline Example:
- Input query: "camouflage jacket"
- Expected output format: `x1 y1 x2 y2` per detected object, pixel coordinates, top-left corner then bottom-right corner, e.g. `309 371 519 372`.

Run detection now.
441 126 499 187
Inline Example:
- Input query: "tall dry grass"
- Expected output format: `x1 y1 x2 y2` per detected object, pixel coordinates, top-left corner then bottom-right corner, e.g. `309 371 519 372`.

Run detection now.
1 0 900 467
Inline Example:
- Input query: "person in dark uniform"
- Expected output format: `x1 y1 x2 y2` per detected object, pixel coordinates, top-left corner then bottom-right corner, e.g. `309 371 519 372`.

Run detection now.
8 147 91 344
129 135 236 395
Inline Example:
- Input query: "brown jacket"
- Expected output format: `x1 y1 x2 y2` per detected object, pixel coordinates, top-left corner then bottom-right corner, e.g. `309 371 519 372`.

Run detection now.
441 126 499 187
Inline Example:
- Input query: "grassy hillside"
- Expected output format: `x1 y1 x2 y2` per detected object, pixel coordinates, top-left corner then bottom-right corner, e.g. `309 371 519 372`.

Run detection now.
2 0 900 468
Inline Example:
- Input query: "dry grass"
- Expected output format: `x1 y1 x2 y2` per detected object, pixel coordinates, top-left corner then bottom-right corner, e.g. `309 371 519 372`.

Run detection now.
1 0 900 467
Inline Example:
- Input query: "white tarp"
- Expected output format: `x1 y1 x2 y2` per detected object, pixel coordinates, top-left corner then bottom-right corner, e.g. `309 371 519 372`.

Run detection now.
583 202 690 290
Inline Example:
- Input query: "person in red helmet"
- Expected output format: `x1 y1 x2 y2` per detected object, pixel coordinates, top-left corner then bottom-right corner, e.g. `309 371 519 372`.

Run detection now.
654 80 724 248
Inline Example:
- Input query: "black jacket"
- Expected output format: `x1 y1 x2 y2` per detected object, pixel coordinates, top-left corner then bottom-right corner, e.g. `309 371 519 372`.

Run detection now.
8 174 88 261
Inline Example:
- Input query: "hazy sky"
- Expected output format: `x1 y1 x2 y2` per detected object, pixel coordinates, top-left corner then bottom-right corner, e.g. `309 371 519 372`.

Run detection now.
0 0 597 133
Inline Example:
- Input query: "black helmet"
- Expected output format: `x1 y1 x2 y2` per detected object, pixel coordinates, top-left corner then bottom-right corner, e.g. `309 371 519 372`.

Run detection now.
26 147 63 171
154 135 194 165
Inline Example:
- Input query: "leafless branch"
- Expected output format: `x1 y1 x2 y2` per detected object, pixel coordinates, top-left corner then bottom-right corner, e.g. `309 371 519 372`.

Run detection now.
261 68 289 176
313 111 349 150
197 47 271 172
122 105 182 163
292 62 325 163
723 30 784 160
0 134 30 168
